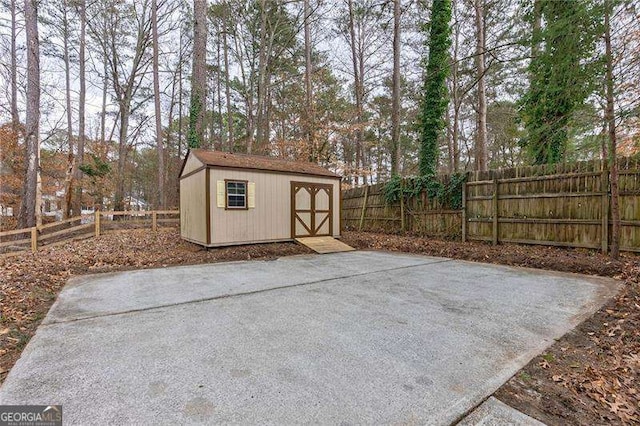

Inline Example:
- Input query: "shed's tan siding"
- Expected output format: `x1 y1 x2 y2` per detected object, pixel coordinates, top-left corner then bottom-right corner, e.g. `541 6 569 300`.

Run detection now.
180 170 207 244
182 154 204 176
208 169 340 246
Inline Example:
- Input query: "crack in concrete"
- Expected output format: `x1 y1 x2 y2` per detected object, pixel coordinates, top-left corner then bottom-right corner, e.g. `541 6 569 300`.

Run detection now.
43 258 454 327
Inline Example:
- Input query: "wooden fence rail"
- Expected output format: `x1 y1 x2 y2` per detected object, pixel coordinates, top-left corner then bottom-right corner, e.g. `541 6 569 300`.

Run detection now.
342 157 640 253
0 210 179 256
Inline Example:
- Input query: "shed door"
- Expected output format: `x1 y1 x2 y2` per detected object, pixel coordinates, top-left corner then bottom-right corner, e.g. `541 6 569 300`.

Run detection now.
291 182 333 238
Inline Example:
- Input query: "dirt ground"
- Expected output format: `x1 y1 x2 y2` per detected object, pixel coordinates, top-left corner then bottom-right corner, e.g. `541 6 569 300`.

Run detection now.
1 229 638 424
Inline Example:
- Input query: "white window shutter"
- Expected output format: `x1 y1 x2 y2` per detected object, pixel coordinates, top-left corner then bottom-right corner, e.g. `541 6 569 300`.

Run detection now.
248 182 255 208
216 181 225 208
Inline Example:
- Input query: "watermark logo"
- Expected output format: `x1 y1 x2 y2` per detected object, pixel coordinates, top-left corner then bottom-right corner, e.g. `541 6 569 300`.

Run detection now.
0 405 62 426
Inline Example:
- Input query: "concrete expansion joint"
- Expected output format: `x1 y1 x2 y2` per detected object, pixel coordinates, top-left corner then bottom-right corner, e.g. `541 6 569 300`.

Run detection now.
42 258 454 327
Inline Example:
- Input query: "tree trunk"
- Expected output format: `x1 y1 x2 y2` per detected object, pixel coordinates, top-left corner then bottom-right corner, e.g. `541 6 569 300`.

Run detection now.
604 0 620 259
348 0 363 185
531 0 542 58
152 0 165 209
166 66 177 206
246 96 255 154
600 121 608 161
303 0 316 161
452 105 460 171
72 0 86 216
264 75 273 153
222 2 234 151
450 1 460 172
100 51 107 146
77 0 86 211
189 0 207 148
62 0 74 219
98 32 107 211
114 103 130 212
208 61 216 148
446 107 454 173
390 0 401 175
178 25 184 156
254 0 269 154
19 0 40 229
215 20 224 149
10 0 19 130
356 15 366 185
474 0 488 172
231 25 252 153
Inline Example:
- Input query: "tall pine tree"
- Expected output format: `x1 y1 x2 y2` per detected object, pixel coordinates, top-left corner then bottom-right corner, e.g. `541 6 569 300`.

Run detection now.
419 0 452 176
189 0 207 149
521 0 600 164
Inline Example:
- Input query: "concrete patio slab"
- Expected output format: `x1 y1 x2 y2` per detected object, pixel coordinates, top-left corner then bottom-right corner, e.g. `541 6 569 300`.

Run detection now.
42 250 439 324
0 251 618 425
458 397 545 425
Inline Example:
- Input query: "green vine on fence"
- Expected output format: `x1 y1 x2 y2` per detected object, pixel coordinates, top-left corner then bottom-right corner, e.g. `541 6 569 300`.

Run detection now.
383 173 467 210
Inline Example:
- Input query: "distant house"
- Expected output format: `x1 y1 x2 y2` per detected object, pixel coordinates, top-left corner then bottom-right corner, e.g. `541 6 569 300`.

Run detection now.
42 190 65 220
179 149 342 247
123 196 149 211
0 153 18 217
1 149 67 220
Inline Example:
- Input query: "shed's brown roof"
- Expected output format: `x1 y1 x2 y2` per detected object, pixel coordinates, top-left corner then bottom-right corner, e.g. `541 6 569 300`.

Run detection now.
189 149 340 178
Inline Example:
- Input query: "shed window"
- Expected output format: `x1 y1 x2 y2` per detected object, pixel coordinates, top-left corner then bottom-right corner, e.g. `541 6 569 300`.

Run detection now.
226 180 247 209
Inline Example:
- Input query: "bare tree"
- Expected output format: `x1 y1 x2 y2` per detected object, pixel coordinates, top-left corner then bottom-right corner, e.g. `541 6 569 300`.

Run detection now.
75 0 86 214
448 0 462 172
473 0 487 171
604 0 620 259
213 15 223 148
390 0 401 175
253 0 270 154
10 0 19 130
61 0 74 219
178 20 184 155
347 0 363 185
152 0 165 208
98 7 108 152
222 2 234 151
87 0 155 211
19 0 40 228
303 0 316 161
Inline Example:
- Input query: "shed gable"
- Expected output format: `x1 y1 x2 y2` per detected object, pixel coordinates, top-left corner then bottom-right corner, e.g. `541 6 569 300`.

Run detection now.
180 153 205 177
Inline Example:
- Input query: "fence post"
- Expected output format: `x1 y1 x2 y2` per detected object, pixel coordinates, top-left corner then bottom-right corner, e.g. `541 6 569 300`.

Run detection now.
400 191 406 232
492 177 499 246
601 169 609 254
30 227 37 253
152 211 158 232
95 210 101 237
461 181 467 243
358 185 369 231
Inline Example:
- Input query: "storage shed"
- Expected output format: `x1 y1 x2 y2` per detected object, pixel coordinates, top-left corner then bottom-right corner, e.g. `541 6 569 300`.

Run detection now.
179 149 342 247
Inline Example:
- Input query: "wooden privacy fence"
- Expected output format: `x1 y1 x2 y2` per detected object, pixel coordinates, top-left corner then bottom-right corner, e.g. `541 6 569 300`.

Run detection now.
0 210 179 256
342 157 640 253
341 174 463 239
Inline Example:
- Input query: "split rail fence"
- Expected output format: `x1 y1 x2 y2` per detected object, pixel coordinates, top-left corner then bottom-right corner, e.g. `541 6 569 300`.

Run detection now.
342 158 640 253
0 210 179 256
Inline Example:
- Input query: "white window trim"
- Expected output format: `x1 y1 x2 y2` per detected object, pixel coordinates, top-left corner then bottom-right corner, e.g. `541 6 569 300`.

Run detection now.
225 180 247 210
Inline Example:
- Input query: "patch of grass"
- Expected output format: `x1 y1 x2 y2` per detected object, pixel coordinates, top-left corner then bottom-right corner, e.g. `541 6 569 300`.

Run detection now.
30 311 46 323
542 353 555 363
518 372 532 382
10 330 31 351
30 287 56 303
